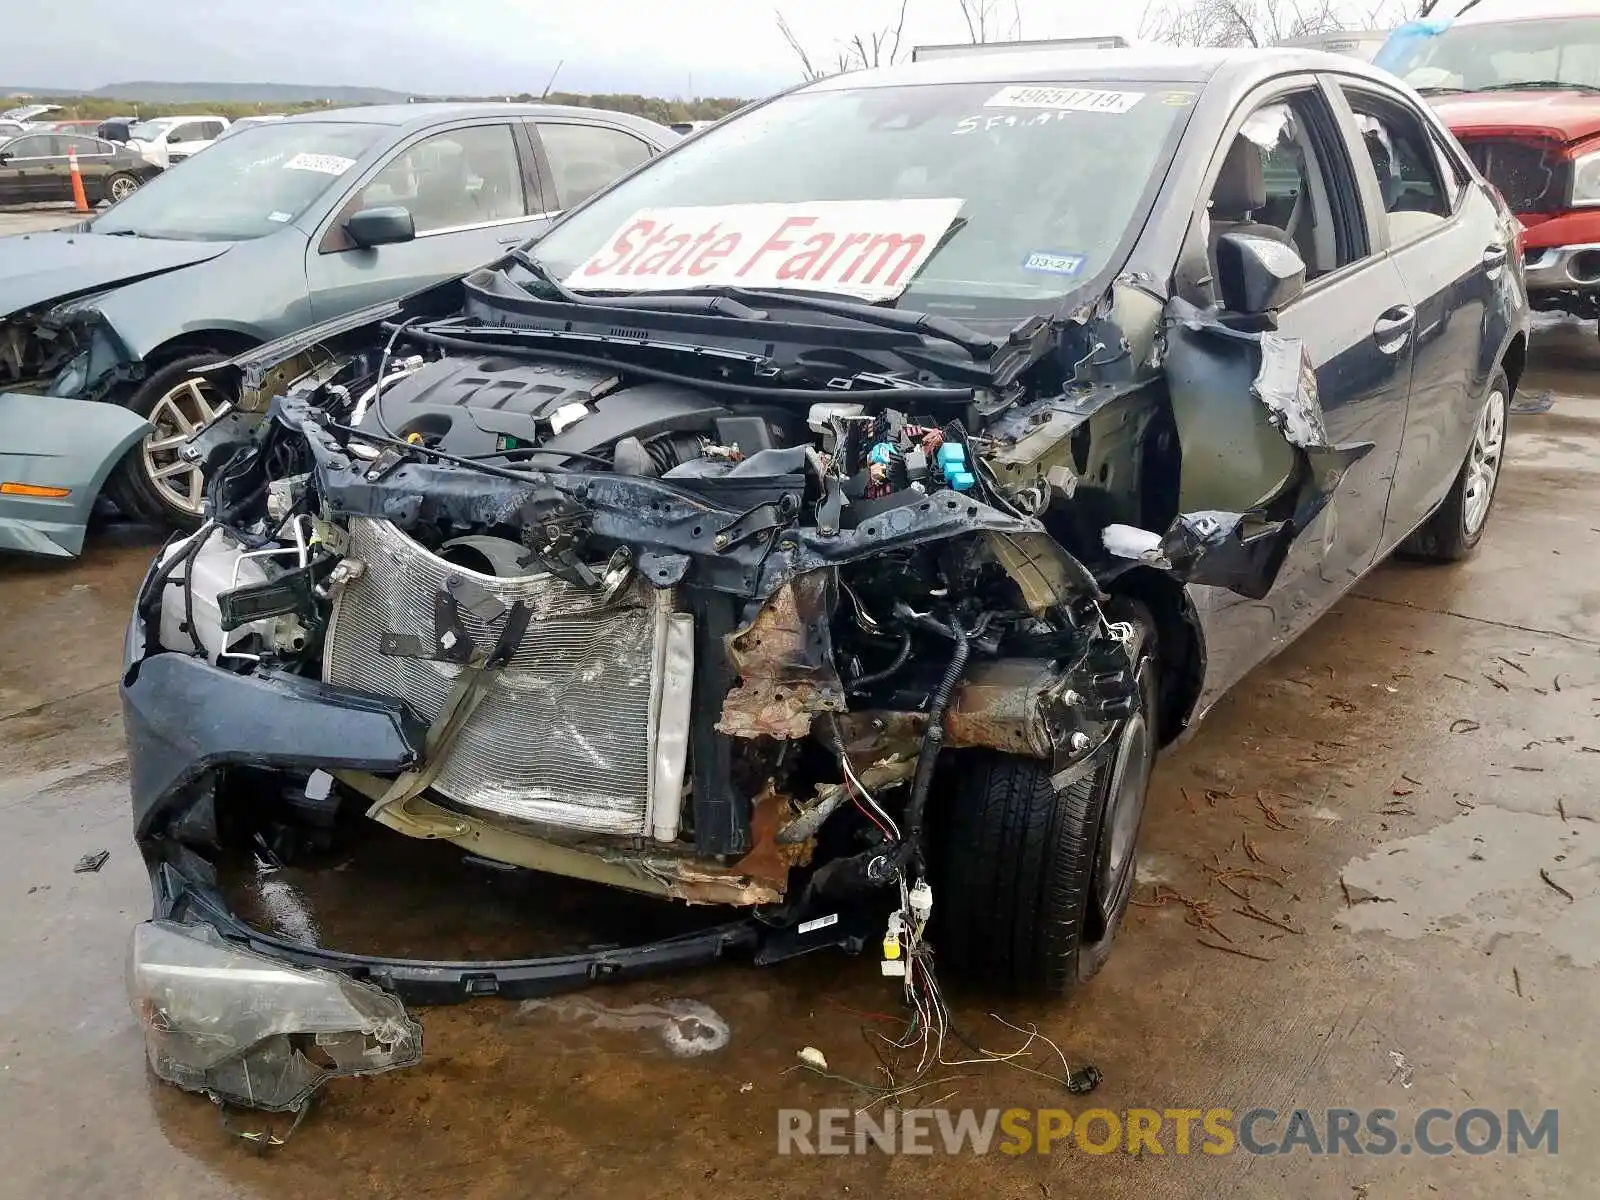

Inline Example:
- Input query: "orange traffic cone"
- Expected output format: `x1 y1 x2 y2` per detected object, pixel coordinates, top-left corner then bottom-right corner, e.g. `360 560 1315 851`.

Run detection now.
67 145 90 213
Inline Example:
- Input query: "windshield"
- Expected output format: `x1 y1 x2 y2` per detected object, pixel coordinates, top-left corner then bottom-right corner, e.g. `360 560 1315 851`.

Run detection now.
530 80 1194 317
1381 17 1600 92
93 121 385 241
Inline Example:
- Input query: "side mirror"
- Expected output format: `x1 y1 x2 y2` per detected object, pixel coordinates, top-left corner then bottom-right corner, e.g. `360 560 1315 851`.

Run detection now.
344 205 416 249
1216 232 1305 318
166 129 185 144
0 151 10 165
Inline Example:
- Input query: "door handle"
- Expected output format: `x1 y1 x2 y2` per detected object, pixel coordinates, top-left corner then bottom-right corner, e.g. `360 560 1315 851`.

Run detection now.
1373 305 1416 350
1482 243 1509 269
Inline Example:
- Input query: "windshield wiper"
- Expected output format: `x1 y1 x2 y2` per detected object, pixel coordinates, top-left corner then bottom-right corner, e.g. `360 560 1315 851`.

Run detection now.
1414 85 1466 96
507 247 999 358
1476 80 1600 94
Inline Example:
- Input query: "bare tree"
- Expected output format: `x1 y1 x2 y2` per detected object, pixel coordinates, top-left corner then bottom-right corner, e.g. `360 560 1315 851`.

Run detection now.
775 0 912 80
1141 0 1417 47
954 0 1025 43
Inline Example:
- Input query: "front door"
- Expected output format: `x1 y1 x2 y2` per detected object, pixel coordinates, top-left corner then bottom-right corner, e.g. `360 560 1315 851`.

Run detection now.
0 134 59 202
1174 82 1416 701
304 121 554 322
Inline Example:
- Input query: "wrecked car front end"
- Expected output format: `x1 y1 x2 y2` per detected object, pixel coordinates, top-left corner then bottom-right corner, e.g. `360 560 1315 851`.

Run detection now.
119 66 1372 1124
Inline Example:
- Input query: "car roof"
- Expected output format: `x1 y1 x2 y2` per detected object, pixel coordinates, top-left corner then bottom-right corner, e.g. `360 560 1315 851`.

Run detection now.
802 44 1402 92
278 101 676 141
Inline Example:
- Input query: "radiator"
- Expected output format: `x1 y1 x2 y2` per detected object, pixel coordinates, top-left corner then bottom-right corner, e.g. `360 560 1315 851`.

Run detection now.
325 518 680 837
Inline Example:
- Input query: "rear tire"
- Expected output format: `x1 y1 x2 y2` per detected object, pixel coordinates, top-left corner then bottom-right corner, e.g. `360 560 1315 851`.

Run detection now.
106 352 233 532
103 172 141 204
931 601 1159 995
1399 369 1508 563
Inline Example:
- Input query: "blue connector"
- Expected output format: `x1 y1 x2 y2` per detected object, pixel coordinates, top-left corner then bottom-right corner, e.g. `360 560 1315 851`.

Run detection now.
868 441 898 466
935 441 974 491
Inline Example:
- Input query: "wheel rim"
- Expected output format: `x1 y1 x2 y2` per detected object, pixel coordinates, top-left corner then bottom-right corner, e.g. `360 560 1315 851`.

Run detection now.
141 377 232 515
1094 660 1155 929
110 175 137 201
1462 388 1506 537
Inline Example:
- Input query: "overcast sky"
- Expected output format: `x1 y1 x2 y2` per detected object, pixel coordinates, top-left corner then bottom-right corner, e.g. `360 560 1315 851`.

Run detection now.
5 0 1152 98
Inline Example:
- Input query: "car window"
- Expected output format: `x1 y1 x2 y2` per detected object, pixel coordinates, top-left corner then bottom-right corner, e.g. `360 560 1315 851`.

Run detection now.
200 121 225 140
1201 90 1366 290
1430 134 1466 212
64 135 111 157
355 124 528 234
536 123 653 209
1339 88 1450 242
4 135 57 158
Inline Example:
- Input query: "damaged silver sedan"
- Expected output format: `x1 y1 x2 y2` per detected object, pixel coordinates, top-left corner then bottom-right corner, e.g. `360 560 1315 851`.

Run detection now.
119 47 1528 1116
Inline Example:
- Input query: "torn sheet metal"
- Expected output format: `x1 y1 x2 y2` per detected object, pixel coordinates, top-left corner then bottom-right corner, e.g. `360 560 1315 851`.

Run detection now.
129 920 421 1115
1160 298 1372 599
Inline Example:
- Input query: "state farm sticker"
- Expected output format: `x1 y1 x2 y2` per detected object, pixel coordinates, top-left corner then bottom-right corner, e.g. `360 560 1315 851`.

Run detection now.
566 199 964 302
984 85 1144 114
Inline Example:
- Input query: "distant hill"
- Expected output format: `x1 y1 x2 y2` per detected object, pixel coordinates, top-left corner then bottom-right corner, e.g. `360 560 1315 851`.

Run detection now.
1 81 414 104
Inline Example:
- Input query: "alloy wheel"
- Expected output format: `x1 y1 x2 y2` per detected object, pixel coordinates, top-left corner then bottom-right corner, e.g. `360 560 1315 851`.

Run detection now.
1462 388 1506 537
109 175 139 201
141 377 233 515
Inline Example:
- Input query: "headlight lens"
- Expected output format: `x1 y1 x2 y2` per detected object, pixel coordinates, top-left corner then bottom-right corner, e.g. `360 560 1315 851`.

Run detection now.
1572 149 1600 206
47 350 90 398
127 920 422 1113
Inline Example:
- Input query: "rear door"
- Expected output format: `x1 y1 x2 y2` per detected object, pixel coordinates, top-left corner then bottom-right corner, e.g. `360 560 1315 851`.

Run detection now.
528 119 658 216
305 121 550 321
1330 78 1507 552
1166 80 1415 690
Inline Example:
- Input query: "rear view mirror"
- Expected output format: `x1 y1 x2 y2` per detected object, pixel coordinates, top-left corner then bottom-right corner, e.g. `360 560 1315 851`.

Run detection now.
1216 232 1305 319
345 205 416 249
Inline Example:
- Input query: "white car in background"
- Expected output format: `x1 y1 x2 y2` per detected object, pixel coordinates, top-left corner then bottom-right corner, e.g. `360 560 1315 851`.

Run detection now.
211 114 287 144
125 115 230 168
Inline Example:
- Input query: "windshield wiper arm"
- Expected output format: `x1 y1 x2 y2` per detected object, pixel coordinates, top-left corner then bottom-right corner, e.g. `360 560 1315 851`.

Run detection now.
724 288 1000 358
506 247 996 357
1476 80 1600 94
505 248 768 319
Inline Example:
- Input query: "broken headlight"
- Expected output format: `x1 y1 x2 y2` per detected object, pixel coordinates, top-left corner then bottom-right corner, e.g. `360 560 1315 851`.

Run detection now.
127 920 422 1113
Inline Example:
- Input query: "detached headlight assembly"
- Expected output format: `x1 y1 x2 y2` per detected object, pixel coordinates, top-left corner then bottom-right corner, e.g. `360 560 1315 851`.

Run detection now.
1571 149 1600 207
127 920 422 1114
47 350 90 398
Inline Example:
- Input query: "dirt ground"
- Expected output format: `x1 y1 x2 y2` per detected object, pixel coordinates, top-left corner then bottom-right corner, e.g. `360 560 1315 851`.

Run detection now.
1 319 1597 1199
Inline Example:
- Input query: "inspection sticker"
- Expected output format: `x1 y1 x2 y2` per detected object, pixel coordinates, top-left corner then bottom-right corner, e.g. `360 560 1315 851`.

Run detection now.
567 198 965 302
267 210 293 223
1022 251 1086 276
984 85 1144 114
283 152 357 175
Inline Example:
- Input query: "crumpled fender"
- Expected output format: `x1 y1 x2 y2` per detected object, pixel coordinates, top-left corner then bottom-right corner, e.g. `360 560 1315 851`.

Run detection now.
0 393 150 557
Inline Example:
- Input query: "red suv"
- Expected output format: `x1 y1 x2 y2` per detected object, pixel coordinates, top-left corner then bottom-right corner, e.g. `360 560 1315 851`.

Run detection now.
1380 6 1600 326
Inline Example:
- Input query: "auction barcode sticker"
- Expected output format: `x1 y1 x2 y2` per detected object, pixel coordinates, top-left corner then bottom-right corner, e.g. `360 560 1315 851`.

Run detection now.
284 152 357 175
984 86 1145 114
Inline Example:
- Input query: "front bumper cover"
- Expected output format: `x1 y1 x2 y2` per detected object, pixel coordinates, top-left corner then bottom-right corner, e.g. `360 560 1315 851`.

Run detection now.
123 632 774 1006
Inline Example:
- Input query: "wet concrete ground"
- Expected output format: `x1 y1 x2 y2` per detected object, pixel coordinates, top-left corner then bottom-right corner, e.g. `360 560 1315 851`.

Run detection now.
2 322 1598 1198
0 205 88 236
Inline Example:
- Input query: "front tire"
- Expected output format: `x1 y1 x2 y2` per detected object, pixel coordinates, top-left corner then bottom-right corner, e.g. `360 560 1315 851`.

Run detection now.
1400 369 1509 562
106 352 234 532
932 601 1159 995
